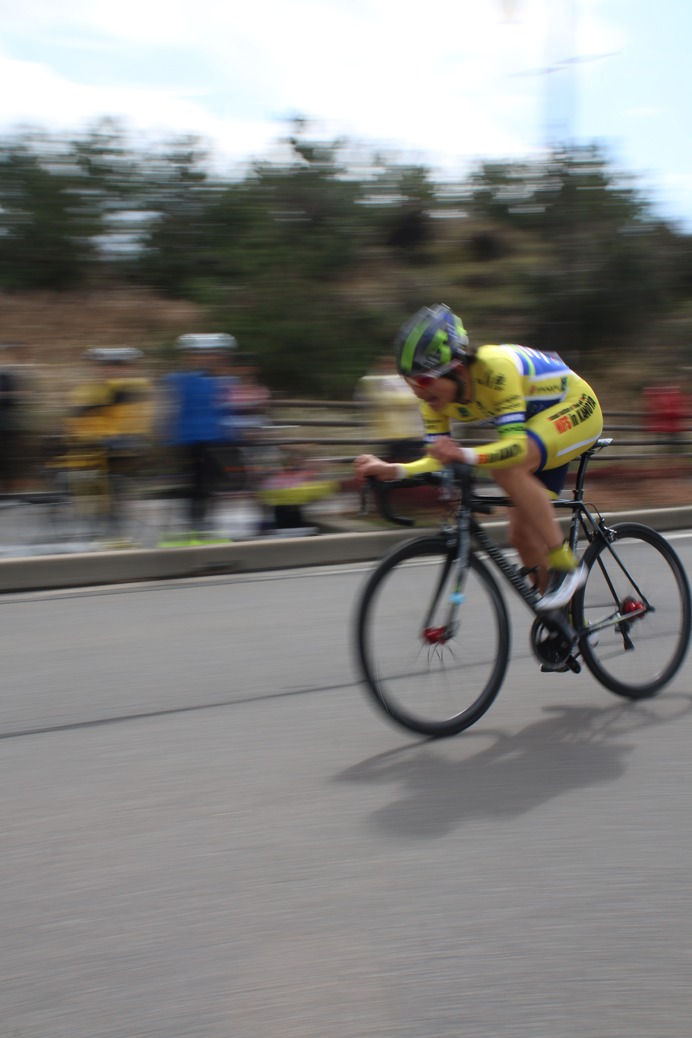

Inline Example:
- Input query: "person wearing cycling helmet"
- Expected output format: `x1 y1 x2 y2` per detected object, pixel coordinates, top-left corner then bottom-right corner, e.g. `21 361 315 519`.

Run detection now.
355 304 604 611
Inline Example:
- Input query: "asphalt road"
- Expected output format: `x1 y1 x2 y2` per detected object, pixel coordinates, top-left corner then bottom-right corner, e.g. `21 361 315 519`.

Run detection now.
3 536 692 1038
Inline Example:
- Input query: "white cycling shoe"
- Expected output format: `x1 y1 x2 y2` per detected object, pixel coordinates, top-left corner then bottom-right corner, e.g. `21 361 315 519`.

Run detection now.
537 563 587 612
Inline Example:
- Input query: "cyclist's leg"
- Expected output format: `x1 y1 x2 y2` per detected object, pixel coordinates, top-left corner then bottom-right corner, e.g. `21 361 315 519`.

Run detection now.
491 441 562 590
524 386 603 600
491 384 603 593
506 510 549 588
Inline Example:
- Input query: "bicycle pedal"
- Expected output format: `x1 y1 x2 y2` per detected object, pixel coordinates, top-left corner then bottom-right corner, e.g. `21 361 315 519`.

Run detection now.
540 655 581 675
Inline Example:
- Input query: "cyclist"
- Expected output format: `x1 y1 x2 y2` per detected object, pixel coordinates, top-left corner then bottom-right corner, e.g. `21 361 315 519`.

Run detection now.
355 304 604 610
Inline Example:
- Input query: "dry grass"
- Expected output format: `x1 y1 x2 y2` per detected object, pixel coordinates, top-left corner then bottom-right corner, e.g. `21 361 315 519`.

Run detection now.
0 287 206 364
0 287 209 427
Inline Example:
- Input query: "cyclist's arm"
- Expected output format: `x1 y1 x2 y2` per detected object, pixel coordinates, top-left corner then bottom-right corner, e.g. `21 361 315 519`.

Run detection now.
459 358 531 469
395 404 449 477
467 396 529 468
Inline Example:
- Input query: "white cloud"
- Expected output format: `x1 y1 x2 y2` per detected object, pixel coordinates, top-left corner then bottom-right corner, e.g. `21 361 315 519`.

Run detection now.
0 0 546 168
1 0 691 232
0 54 275 160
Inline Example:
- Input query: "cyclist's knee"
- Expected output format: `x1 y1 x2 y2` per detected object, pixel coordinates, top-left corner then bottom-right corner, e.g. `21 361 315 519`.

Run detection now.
492 462 535 494
492 443 542 489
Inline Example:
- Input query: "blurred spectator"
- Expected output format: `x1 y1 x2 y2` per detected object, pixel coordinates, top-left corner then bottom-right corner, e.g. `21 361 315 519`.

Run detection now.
209 344 248 496
159 334 237 544
62 346 154 535
0 342 31 491
355 353 423 462
66 347 153 448
225 350 275 509
642 384 690 449
228 351 271 442
257 446 338 536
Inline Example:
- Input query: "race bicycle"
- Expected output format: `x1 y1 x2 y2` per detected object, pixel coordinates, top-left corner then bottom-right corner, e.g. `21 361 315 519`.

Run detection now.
354 438 691 738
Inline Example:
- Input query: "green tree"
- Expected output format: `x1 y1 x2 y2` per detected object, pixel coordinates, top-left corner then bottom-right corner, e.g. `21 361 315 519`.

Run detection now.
132 135 219 294
178 129 381 393
0 134 101 289
1 122 691 397
465 146 671 355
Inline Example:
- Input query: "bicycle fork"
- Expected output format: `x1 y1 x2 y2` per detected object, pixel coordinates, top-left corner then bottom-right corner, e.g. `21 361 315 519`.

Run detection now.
421 510 471 646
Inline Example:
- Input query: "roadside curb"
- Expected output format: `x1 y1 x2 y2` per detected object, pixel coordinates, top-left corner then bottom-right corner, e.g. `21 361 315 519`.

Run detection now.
1 506 691 593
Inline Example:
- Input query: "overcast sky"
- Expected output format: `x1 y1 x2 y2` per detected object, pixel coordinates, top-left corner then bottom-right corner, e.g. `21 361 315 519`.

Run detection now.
1 0 691 228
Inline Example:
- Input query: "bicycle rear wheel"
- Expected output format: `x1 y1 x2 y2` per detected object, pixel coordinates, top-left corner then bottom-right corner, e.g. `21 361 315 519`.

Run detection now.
355 536 510 737
572 522 691 698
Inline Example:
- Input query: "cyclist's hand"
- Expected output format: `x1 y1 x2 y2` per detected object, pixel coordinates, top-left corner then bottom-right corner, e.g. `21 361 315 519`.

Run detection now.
428 437 473 466
354 454 399 482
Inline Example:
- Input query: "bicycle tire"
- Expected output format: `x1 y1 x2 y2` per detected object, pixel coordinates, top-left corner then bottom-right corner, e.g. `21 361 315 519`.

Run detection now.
355 535 510 737
572 522 691 699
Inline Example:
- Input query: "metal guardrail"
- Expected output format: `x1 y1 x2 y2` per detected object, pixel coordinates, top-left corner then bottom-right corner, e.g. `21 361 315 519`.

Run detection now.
266 401 692 464
3 502 692 593
0 403 688 568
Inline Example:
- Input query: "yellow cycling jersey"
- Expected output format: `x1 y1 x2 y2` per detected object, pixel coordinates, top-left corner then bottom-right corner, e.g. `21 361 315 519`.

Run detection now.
66 377 153 444
400 343 602 476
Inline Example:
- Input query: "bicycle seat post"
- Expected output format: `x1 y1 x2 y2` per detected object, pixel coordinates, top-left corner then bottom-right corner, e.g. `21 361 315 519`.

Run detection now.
573 436 613 501
572 450 592 502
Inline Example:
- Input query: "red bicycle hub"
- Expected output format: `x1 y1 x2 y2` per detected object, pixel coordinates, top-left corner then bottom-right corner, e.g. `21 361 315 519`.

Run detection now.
423 626 448 644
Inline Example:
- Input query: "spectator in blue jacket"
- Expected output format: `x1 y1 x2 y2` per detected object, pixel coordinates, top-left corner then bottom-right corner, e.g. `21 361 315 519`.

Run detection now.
161 333 237 541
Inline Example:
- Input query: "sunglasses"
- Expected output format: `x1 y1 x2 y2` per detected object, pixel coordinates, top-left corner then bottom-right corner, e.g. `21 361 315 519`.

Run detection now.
406 363 458 390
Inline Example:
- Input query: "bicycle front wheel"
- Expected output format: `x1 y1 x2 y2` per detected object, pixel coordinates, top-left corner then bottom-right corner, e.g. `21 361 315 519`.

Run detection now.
572 522 691 698
355 536 510 737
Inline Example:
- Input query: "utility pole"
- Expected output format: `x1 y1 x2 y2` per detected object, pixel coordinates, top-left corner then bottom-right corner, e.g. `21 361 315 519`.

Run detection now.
544 0 579 147
503 0 579 147
498 1 581 359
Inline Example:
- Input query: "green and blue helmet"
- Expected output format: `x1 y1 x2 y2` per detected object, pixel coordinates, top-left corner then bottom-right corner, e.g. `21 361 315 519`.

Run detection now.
395 304 470 377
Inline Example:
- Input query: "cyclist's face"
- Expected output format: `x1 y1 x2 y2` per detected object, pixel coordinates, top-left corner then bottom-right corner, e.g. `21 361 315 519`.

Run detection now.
405 372 459 411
